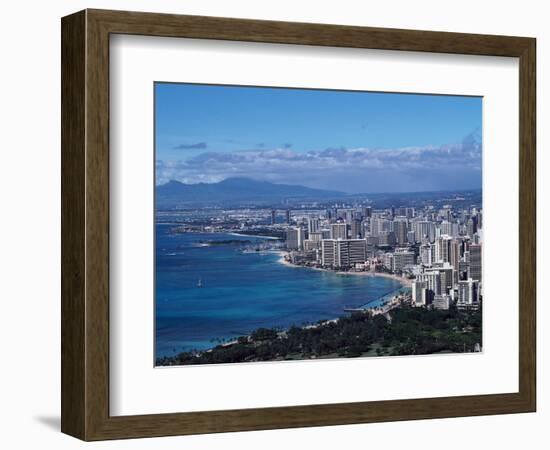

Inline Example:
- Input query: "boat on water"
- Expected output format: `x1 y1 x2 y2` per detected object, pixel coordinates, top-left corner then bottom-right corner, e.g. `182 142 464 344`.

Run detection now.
197 278 203 288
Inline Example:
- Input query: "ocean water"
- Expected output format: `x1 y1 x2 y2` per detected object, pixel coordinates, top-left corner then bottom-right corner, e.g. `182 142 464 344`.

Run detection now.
155 225 404 358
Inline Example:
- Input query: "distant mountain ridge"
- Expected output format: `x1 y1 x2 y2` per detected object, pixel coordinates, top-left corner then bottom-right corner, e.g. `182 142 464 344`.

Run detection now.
156 177 345 206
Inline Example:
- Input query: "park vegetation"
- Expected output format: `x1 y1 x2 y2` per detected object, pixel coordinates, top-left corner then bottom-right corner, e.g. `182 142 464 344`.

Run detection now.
156 304 482 366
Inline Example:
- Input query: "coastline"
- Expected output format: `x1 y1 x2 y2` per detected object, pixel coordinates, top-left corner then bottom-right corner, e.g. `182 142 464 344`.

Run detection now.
157 233 411 358
227 232 281 240
276 251 412 287
275 250 411 322
157 247 415 362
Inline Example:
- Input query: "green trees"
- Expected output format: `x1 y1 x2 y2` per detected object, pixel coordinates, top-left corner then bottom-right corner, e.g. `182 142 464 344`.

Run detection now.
250 328 278 341
157 304 482 366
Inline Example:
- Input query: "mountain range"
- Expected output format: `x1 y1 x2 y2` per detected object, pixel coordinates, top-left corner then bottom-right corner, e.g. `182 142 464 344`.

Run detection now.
156 177 345 207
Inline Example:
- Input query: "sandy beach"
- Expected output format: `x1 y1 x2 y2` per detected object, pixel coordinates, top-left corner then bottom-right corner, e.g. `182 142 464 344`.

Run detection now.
355 271 413 287
276 251 412 287
213 253 411 351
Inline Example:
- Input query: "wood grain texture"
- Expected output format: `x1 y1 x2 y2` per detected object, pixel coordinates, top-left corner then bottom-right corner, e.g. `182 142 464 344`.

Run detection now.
61 9 537 441
85 10 111 439
89 8 532 56
518 39 536 410
61 10 86 439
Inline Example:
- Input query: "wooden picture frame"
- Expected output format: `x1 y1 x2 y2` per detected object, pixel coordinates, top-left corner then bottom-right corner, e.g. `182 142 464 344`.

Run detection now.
61 9 536 441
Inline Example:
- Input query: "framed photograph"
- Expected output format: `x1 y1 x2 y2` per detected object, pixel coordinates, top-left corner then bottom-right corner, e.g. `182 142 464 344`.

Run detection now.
61 9 536 440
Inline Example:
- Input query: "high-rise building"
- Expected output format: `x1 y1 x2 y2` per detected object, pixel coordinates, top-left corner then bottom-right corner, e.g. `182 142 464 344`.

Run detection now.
366 235 379 247
362 220 370 237
383 252 394 270
450 239 461 266
347 239 368 266
285 209 291 224
370 217 392 237
307 217 320 234
394 218 408 245
395 207 415 219
321 240 336 267
440 221 459 238
440 221 451 236
433 294 451 310
378 231 396 246
350 218 363 239
472 232 482 244
412 280 428 306
458 278 480 305
286 227 305 250
303 239 321 252
308 231 323 242
338 209 354 223
414 221 436 243
466 217 477 237
321 239 367 268
420 243 434 266
392 249 416 272
395 207 407 217
469 244 482 282
435 235 453 263
330 222 348 240
270 209 277 225
439 208 452 221
475 210 483 230
458 260 470 281
428 264 454 292
416 270 442 296
450 239 461 283
363 206 372 218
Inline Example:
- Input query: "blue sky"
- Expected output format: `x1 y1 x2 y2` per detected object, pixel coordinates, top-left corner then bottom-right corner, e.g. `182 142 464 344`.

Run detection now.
155 83 482 193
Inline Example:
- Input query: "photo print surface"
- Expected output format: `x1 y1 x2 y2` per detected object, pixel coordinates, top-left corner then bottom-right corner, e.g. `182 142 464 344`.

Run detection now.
154 83 483 366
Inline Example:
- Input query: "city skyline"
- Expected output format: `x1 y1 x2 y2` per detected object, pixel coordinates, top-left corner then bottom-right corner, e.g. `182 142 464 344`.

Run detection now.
156 189 483 365
155 83 483 365
155 83 482 193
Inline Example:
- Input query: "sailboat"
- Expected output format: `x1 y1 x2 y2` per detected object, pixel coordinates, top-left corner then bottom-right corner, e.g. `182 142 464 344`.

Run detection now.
197 278 203 288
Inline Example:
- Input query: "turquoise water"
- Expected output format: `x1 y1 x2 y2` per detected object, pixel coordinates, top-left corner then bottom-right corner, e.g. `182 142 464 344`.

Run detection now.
155 225 404 357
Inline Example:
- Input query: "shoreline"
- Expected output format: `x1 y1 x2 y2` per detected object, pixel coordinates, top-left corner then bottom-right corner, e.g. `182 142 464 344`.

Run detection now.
275 250 411 320
167 228 283 240
227 232 281 240
159 239 411 358
157 295 482 365
157 255 412 359
276 251 412 287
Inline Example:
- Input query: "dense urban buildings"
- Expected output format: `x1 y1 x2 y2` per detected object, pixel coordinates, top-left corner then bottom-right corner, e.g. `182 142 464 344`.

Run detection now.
164 189 483 314
279 195 483 311
154 82 484 365
159 188 484 366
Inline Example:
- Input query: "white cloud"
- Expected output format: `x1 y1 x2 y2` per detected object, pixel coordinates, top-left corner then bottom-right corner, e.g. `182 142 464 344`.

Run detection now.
156 132 481 193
